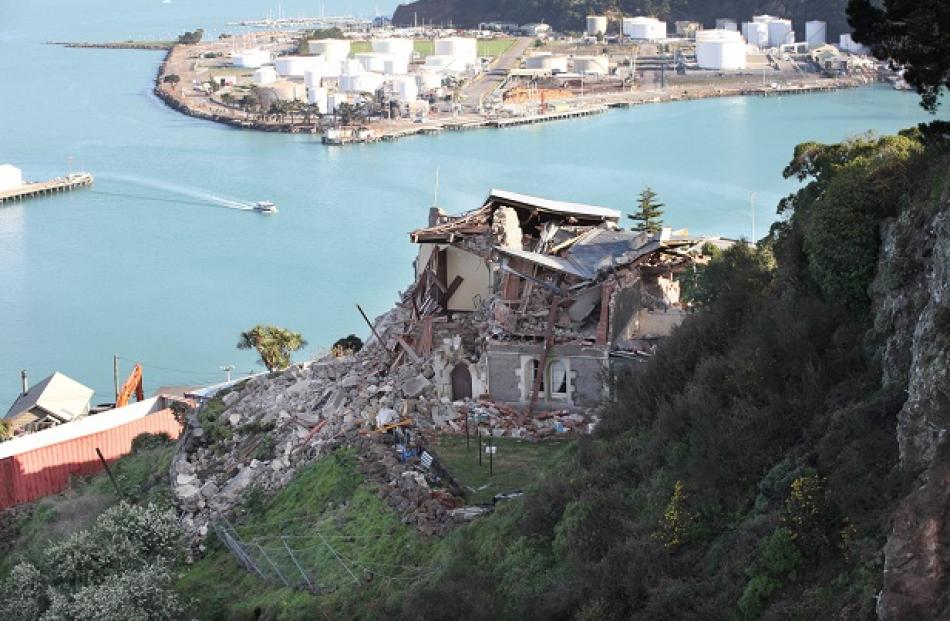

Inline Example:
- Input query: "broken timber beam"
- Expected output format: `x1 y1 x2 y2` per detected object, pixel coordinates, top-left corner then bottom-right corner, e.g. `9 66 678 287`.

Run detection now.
527 292 561 417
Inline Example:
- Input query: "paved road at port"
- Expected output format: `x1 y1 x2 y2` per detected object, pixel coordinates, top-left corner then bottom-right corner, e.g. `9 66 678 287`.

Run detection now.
461 37 533 111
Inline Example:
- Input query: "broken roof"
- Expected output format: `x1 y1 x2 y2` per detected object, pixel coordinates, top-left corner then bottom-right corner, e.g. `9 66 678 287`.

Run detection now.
485 189 621 222
4 372 94 426
410 189 622 243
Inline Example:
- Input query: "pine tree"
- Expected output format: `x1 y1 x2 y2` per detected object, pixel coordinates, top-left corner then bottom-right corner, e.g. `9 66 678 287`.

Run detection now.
628 186 665 234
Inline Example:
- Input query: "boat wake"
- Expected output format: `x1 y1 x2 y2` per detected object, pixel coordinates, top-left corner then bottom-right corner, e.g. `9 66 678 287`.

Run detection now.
97 173 256 211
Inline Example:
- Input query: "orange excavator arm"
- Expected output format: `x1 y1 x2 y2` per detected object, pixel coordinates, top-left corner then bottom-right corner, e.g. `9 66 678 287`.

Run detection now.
116 363 144 408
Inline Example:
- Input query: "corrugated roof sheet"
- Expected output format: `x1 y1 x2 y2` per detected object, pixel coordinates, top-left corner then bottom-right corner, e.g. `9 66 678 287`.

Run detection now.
486 189 622 221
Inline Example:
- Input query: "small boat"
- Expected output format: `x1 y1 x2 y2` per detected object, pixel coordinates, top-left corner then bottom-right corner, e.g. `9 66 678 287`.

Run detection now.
253 200 278 214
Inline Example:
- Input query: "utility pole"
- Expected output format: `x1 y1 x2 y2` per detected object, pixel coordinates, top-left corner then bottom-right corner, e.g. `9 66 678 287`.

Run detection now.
220 365 235 382
750 192 757 243
113 355 119 402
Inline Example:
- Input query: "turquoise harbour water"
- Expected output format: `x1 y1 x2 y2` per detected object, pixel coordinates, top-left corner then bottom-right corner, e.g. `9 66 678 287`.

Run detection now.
0 1 943 402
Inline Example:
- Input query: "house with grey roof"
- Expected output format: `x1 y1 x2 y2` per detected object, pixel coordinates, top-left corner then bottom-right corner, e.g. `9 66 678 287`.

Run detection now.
4 372 94 431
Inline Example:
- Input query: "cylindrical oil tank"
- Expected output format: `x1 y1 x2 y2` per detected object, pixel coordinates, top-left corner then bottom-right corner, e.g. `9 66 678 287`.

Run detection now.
805 21 827 49
232 49 270 68
622 17 666 41
391 75 419 102
525 52 551 69
418 71 443 90
372 38 413 61
586 16 607 36
742 21 769 48
304 60 337 86
695 30 747 70
572 55 609 75
383 56 409 74
307 39 350 62
355 52 390 73
274 56 321 77
434 37 477 62
340 72 385 93
307 86 328 113
269 80 304 101
767 19 793 47
252 65 277 85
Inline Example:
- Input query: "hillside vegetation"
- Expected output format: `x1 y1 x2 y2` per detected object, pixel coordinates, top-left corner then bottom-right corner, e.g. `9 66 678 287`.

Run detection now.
368 125 947 619
392 1 851 39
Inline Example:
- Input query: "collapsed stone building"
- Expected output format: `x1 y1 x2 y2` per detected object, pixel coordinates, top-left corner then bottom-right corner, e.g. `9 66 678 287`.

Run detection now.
401 189 735 412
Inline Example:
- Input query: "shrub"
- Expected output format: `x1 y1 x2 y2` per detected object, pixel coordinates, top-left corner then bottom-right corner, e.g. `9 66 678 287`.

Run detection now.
43 565 184 621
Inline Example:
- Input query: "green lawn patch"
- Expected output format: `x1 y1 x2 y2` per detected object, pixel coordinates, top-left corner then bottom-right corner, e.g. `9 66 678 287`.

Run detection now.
348 38 513 58
178 448 439 620
432 436 572 504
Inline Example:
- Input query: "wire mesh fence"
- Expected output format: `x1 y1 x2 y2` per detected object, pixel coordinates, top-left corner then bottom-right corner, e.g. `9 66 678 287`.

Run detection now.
213 516 439 593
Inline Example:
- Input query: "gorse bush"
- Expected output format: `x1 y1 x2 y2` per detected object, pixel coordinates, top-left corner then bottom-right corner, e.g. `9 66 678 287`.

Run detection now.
0 502 183 621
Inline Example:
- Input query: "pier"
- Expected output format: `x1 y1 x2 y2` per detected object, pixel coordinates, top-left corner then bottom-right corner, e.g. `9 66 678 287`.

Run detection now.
0 173 94 205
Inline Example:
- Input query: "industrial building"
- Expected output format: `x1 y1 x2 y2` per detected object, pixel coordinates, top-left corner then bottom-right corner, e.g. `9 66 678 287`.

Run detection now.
0 164 23 192
622 17 667 41
696 29 747 70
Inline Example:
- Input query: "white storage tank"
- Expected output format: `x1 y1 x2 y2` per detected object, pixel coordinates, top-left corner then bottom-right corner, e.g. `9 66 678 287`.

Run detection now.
372 38 414 61
806 21 827 49
275 56 321 77
572 55 609 75
0 164 23 191
391 75 419 102
328 92 350 112
306 86 328 113
307 39 350 62
525 53 567 73
622 17 666 41
383 56 409 75
742 21 769 48
232 49 270 68
339 71 385 94
715 18 738 32
339 59 364 76
418 71 443 90
767 19 794 47
586 15 607 36
269 80 304 101
695 30 747 70
839 34 868 54
355 52 391 73
252 66 277 85
304 61 337 86
434 37 477 62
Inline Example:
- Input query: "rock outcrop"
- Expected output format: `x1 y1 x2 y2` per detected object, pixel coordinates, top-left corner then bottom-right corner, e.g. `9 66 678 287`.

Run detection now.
872 181 950 619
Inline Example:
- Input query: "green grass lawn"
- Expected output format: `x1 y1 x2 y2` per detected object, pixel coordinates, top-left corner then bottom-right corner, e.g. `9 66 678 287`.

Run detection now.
178 448 439 620
432 436 572 504
347 38 514 58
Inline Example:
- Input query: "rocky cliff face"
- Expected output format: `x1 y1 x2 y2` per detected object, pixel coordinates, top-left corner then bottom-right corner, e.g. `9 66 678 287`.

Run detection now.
872 178 950 619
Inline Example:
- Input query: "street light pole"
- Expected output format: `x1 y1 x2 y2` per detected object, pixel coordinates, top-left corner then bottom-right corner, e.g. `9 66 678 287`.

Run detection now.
750 192 757 243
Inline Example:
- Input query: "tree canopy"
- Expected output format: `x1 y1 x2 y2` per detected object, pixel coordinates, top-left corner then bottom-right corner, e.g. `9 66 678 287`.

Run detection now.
847 0 950 111
237 325 308 371
628 186 665 233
